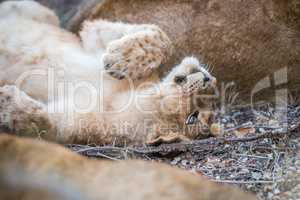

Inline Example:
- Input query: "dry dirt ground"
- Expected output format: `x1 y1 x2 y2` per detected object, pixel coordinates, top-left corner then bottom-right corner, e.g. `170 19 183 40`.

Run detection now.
70 104 300 200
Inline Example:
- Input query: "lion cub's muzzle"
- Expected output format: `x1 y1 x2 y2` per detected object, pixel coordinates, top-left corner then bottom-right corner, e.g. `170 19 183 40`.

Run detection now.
183 72 217 96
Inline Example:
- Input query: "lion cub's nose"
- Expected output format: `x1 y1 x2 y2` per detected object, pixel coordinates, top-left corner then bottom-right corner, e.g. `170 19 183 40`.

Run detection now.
204 76 210 82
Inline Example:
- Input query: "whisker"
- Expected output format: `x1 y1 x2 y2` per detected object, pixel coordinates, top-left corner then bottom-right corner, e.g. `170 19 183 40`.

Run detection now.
204 64 209 71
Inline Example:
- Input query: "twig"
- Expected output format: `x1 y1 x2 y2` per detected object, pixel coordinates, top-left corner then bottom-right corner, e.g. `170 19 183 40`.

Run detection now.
94 152 121 161
212 179 278 184
69 122 300 158
233 153 271 159
68 107 300 158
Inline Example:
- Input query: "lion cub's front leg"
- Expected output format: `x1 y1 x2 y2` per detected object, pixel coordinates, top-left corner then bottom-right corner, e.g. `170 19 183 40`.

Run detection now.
146 132 190 146
80 20 173 81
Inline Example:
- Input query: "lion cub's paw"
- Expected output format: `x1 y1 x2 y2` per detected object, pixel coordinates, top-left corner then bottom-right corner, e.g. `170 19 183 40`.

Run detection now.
102 26 172 80
146 132 190 146
0 85 51 138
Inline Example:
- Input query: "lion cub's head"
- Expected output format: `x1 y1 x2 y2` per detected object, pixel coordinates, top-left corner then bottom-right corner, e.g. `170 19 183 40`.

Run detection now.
158 57 217 119
162 57 217 97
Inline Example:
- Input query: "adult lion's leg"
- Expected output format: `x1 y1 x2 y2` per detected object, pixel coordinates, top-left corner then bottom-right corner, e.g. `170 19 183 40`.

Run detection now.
0 85 57 141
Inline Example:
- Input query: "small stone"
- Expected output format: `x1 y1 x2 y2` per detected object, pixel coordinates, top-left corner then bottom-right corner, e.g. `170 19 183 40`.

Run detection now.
210 123 222 136
241 168 250 173
234 127 255 138
181 160 188 166
269 119 279 126
226 123 235 128
274 188 280 194
259 128 265 133
267 192 274 199
171 157 181 165
252 172 262 180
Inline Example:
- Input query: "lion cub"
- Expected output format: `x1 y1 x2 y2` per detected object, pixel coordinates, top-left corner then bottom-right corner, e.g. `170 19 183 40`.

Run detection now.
0 134 256 200
0 1 217 145
0 57 216 145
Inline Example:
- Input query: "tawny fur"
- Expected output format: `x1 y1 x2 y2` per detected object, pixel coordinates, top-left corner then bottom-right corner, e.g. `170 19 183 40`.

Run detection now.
80 0 300 102
0 134 256 200
0 1 216 145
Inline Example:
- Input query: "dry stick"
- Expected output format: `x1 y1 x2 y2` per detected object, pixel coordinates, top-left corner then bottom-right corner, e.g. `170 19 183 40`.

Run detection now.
212 179 280 184
133 120 300 154
131 131 293 155
72 120 300 158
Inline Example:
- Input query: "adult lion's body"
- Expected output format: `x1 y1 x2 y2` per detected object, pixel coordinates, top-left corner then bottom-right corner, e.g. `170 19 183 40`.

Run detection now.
70 0 300 102
0 134 256 200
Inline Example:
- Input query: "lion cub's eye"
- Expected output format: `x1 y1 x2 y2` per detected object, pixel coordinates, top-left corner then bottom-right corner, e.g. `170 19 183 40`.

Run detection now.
174 75 187 85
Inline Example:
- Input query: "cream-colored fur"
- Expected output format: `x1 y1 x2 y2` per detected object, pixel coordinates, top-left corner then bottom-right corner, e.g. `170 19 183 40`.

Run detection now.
0 0 171 101
0 0 59 26
0 134 256 200
0 1 216 145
